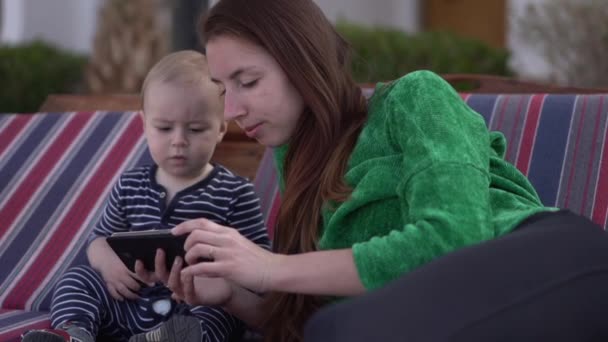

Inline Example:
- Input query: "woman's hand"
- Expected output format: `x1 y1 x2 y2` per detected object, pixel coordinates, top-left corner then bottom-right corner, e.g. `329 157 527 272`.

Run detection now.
133 248 169 286
173 218 280 293
173 272 235 307
152 248 234 306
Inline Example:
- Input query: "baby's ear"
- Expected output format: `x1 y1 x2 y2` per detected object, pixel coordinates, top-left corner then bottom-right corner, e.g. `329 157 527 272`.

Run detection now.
138 111 147 131
217 120 228 142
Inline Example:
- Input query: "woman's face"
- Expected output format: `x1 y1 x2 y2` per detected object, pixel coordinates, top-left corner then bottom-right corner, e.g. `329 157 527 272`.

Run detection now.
206 35 305 147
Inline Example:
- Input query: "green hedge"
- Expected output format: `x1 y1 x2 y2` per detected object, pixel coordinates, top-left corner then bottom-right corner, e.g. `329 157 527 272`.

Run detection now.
0 41 86 113
337 21 513 84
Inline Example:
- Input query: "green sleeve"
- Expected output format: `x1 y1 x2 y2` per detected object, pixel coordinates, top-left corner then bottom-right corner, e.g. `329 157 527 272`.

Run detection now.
353 71 494 289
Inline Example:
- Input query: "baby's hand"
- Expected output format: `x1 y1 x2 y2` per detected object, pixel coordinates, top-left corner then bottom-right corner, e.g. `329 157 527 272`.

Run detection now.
98 254 142 301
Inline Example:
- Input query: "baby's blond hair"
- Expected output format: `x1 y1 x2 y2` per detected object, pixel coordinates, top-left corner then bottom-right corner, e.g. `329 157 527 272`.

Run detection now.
141 50 217 108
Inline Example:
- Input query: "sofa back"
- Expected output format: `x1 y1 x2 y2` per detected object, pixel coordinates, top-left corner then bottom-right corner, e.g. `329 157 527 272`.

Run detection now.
1 92 607 314
255 93 608 239
467 94 608 219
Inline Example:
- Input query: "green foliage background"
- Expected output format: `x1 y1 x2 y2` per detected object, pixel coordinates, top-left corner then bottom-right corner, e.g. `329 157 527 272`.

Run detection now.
0 41 86 113
0 22 513 112
337 21 512 84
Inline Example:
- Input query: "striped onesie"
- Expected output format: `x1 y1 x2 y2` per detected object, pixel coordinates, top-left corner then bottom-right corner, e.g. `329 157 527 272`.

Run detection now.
50 164 270 342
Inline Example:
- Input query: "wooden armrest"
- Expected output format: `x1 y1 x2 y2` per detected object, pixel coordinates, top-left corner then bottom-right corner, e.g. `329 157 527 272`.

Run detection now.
359 74 608 94
39 94 250 141
441 74 608 94
40 94 142 112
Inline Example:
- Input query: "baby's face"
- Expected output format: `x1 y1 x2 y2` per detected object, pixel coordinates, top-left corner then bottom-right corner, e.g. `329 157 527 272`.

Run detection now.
142 81 225 182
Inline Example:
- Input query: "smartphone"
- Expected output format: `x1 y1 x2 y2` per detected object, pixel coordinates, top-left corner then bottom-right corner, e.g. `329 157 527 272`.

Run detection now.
106 229 188 272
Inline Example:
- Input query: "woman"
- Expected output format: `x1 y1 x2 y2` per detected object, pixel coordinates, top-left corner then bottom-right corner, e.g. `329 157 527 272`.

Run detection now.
147 0 608 341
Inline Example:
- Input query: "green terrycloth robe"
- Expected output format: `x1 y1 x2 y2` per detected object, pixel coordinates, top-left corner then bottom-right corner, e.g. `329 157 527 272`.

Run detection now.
274 70 555 290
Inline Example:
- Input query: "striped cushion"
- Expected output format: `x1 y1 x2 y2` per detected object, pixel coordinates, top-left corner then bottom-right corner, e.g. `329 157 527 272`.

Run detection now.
255 93 608 237
465 94 608 226
0 310 50 342
0 111 152 315
1 93 607 336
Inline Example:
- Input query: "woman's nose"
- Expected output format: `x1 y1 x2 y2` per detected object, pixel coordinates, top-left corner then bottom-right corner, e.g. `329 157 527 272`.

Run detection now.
224 90 245 120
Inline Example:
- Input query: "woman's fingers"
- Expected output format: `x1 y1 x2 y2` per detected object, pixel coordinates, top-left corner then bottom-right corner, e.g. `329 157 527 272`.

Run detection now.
183 229 226 251
172 218 220 235
154 248 169 283
173 218 274 294
171 220 198 235
167 257 187 302
184 243 224 265
181 261 225 278
167 256 184 292
181 272 197 304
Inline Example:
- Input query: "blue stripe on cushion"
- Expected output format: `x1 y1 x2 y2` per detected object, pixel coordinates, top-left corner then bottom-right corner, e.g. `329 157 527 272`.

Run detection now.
0 114 62 195
134 147 154 166
464 94 498 125
0 310 49 328
527 95 576 206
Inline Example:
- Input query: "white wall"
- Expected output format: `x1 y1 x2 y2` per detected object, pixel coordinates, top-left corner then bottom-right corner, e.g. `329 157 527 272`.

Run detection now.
316 0 420 33
208 0 420 33
1 0 101 52
1 0 25 44
507 0 551 80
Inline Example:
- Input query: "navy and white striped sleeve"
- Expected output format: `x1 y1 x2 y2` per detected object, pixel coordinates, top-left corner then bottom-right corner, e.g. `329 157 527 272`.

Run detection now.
227 180 271 250
88 176 130 244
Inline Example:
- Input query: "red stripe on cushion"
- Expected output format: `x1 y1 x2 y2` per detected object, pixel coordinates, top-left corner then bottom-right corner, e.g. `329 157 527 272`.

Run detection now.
0 114 92 240
563 97 588 208
580 96 605 214
2 116 143 307
592 111 608 228
0 115 34 159
516 95 545 175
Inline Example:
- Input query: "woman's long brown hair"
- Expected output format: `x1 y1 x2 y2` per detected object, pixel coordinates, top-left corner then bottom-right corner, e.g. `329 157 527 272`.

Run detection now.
201 1 368 340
